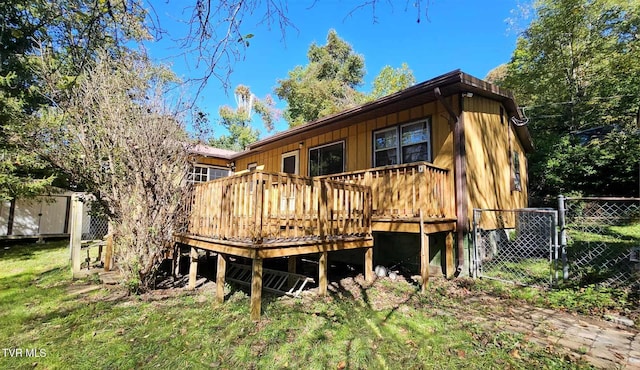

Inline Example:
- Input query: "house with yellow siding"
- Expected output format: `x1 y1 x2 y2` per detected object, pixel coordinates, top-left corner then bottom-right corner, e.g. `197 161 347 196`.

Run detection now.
180 70 533 319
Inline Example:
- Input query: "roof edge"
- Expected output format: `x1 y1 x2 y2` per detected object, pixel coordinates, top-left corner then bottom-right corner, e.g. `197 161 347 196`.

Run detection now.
217 69 533 158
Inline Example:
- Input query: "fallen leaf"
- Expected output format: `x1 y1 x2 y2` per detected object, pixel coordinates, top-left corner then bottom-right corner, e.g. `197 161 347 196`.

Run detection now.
510 349 520 359
337 361 346 370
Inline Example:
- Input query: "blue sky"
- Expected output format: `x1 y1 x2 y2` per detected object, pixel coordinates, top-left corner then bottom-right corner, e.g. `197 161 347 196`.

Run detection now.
146 0 528 137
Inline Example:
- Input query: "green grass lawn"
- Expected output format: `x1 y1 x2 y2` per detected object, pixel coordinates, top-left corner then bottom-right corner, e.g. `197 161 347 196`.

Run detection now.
0 241 592 369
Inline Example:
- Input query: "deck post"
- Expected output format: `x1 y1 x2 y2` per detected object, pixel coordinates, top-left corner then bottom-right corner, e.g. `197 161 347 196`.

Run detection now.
188 247 198 290
445 232 455 279
216 253 227 303
250 258 263 321
287 256 297 289
319 251 328 296
364 247 374 282
419 210 430 293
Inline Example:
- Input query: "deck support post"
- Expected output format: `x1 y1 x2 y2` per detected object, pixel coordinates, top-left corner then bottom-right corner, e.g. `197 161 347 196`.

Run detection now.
216 253 227 303
188 247 198 290
364 247 374 282
319 251 328 296
445 232 455 279
250 258 263 321
419 210 430 293
287 256 297 289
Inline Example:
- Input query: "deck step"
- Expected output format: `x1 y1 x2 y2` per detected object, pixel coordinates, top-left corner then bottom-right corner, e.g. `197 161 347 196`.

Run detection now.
226 263 314 298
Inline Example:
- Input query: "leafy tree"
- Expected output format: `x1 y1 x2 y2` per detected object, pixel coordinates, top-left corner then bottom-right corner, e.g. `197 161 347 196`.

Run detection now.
210 84 278 151
0 0 147 200
33 51 189 292
275 29 366 127
501 0 640 201
369 63 416 100
484 64 508 85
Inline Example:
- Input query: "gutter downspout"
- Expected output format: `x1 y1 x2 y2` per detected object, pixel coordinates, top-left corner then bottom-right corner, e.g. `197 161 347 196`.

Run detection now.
434 87 467 275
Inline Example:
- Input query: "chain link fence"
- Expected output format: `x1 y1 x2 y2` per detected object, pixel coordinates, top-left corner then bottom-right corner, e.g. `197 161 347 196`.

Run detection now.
70 194 111 275
559 196 640 291
473 209 558 288
80 197 109 242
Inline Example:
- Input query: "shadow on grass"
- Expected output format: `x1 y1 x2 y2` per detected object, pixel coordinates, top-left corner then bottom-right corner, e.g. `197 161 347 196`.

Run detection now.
0 240 69 261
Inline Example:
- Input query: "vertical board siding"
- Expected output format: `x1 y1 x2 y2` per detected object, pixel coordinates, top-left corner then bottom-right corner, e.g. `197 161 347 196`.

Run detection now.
463 96 528 227
233 101 454 177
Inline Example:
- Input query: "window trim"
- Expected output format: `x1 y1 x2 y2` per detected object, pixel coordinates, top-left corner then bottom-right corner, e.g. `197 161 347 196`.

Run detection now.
281 150 299 175
373 118 432 167
189 164 230 183
511 151 522 192
308 140 346 177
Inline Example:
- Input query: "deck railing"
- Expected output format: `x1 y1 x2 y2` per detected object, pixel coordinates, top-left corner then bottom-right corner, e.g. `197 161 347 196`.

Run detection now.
320 162 453 219
185 171 372 243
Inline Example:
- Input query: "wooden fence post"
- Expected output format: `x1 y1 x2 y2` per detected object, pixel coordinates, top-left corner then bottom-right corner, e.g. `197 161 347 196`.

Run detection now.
70 194 84 277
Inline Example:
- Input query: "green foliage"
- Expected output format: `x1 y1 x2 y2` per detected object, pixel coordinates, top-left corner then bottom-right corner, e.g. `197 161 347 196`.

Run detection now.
501 0 640 202
0 0 148 200
210 84 277 151
369 63 416 100
484 63 509 85
543 124 640 196
275 30 416 128
275 29 366 127
209 123 260 152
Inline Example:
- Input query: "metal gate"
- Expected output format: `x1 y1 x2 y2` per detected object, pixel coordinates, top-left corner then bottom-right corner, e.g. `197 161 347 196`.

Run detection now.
473 208 558 288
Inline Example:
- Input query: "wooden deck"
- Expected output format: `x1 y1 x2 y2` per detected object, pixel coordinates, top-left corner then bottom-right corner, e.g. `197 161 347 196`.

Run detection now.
322 162 452 216
176 163 456 319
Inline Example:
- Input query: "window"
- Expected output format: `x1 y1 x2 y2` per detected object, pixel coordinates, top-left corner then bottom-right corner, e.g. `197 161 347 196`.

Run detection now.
401 121 430 163
374 127 398 166
281 151 299 174
188 165 230 183
512 151 522 192
309 141 345 177
373 118 431 167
